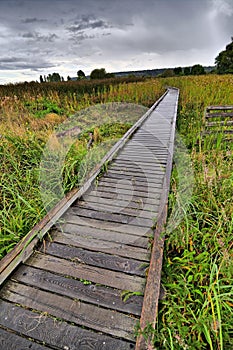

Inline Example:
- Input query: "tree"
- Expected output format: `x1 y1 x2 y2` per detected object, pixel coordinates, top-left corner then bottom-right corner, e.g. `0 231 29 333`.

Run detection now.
77 70 86 80
184 67 191 75
67 76 71 81
215 38 233 74
105 72 115 78
47 72 62 82
39 75 44 83
191 64 205 75
160 69 175 77
90 68 107 80
173 67 183 75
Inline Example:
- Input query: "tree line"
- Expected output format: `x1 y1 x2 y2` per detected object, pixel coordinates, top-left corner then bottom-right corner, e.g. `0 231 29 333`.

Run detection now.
40 68 115 83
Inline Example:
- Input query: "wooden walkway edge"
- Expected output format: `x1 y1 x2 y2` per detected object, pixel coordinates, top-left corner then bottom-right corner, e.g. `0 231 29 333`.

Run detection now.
0 88 179 350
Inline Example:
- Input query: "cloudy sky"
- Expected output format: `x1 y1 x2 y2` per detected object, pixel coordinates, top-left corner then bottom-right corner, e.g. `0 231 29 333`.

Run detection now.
0 0 232 84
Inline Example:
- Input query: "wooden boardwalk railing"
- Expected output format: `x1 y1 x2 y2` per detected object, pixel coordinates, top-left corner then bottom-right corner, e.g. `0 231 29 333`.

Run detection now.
0 88 179 350
203 105 233 141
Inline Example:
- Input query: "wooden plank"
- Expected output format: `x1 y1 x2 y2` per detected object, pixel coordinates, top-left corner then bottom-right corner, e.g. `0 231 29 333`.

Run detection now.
206 106 233 111
69 207 154 227
0 328 51 350
26 253 145 292
12 265 143 315
52 230 150 260
0 300 135 350
96 173 164 186
39 242 147 276
117 154 168 161
83 189 161 205
56 224 149 248
106 169 165 180
206 121 233 127
63 214 154 236
1 281 138 341
91 184 162 198
121 148 169 154
204 130 233 134
76 200 157 219
95 179 162 195
79 193 159 211
110 160 166 171
97 175 164 189
109 162 166 173
116 156 167 164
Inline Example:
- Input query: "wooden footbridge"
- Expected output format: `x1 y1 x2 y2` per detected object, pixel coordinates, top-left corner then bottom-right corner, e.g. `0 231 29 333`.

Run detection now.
0 88 179 349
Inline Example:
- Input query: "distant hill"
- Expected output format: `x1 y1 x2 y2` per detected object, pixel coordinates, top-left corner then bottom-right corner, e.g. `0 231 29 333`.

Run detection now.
71 66 215 80
113 66 215 77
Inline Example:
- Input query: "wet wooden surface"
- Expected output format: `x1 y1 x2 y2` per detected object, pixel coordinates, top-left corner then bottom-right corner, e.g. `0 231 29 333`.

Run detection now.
0 88 179 349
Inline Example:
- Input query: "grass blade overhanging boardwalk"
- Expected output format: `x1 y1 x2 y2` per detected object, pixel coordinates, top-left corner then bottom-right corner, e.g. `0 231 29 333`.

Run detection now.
0 88 179 349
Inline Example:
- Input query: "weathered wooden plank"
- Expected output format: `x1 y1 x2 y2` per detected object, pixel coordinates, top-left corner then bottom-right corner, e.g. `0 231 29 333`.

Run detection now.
111 160 166 171
206 120 233 127
106 169 164 180
0 300 135 350
126 141 169 148
1 281 138 341
97 174 164 189
40 242 146 276
12 265 143 315
117 156 167 164
69 207 154 227
79 193 159 212
119 150 167 160
56 224 149 248
94 181 162 197
76 200 157 219
52 230 150 260
204 130 233 134
105 169 165 181
0 328 52 350
96 173 163 187
63 213 154 236
83 189 161 205
91 184 162 198
121 149 169 155
106 166 165 177
206 106 233 111
26 253 145 292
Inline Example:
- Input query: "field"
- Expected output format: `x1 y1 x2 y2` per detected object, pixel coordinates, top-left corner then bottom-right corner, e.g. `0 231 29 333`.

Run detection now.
0 74 233 349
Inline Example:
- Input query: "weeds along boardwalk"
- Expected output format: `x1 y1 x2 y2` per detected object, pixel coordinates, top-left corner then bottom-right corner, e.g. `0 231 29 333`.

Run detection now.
0 88 179 350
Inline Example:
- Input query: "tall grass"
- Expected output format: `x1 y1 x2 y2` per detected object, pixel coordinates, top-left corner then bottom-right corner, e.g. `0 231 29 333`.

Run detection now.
0 78 164 257
141 75 233 349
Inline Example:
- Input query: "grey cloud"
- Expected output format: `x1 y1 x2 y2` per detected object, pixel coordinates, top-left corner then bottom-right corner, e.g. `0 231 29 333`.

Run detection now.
0 56 55 71
22 32 58 42
67 18 111 33
21 17 47 23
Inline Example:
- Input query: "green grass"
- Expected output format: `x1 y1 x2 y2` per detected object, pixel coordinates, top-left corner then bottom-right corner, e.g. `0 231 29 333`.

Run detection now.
137 74 233 349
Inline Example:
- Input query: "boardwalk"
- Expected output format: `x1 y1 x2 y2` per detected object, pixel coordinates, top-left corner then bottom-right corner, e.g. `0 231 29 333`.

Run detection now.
0 88 179 349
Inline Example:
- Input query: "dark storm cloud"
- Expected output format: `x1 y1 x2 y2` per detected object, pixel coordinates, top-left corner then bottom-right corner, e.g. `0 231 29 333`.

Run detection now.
0 0 232 83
